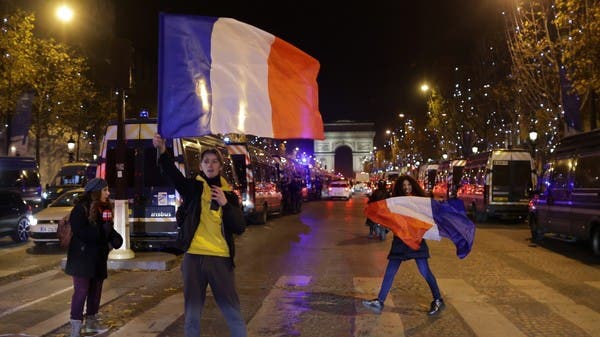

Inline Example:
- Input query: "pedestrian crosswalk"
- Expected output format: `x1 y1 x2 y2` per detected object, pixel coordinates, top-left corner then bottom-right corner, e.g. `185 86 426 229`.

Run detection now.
1 273 599 337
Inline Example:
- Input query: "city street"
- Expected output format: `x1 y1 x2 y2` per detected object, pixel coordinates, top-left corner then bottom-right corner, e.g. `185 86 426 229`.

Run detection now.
1 193 599 337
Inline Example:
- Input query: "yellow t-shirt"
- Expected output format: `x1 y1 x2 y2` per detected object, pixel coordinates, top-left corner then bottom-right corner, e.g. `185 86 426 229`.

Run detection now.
187 175 232 256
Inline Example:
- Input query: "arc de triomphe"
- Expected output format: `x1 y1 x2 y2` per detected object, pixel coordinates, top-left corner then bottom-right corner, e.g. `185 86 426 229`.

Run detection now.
313 121 375 178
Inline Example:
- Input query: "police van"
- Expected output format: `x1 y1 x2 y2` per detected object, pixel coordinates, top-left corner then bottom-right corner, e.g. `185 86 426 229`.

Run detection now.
97 118 284 250
529 129 600 255
0 156 42 211
458 149 536 222
97 118 240 250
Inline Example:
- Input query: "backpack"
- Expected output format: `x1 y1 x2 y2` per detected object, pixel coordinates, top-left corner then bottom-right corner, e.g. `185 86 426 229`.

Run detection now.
57 217 72 249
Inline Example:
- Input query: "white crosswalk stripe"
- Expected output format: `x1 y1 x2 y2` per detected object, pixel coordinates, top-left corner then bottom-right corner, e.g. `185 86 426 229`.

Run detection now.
508 279 600 337
353 277 405 337
2 272 600 337
247 275 312 337
585 281 600 291
108 293 184 337
438 278 527 337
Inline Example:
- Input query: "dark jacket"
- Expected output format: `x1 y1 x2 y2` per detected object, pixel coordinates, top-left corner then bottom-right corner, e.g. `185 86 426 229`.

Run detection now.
388 236 430 261
158 151 246 267
65 202 113 279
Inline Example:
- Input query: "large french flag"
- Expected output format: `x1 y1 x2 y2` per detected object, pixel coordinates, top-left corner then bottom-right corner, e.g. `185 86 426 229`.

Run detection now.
365 197 475 259
158 14 324 140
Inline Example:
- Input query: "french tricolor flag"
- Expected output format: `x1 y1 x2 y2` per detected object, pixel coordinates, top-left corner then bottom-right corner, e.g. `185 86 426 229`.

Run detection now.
365 197 475 258
158 14 324 140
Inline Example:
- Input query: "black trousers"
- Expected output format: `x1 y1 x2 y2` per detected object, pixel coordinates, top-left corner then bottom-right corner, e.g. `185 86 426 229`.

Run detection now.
182 254 247 337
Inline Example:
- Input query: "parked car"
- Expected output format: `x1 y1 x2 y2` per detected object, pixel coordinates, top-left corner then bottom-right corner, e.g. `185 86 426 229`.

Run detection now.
327 180 352 200
529 129 600 255
30 188 84 246
0 190 32 243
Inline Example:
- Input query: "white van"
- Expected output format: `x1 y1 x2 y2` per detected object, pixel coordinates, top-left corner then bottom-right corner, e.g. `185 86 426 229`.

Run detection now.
458 149 536 222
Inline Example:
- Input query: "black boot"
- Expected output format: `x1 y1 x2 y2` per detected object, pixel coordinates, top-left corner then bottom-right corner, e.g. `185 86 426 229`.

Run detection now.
427 298 445 316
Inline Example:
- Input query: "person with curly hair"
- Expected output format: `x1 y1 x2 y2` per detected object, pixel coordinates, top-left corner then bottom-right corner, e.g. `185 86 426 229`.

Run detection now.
362 175 445 316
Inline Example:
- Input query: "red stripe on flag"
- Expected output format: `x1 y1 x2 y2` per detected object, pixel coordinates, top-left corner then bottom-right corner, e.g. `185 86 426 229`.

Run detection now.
268 37 324 140
364 200 432 250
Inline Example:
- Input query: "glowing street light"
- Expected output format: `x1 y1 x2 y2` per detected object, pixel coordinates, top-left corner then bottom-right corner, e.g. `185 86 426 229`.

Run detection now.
420 83 430 92
55 4 74 23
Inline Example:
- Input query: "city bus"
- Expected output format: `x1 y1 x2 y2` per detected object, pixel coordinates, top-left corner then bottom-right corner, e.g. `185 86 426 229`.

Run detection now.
457 149 536 222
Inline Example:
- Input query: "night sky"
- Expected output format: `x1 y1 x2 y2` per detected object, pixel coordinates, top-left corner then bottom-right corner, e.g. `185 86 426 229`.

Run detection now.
115 1 504 148
9 0 505 150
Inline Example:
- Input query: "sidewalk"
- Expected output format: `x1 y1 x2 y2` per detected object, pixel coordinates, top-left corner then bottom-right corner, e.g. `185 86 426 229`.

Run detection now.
60 251 180 271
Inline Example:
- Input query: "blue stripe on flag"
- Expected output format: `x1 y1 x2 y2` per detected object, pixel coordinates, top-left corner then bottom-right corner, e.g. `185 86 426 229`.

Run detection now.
158 14 218 138
430 198 475 259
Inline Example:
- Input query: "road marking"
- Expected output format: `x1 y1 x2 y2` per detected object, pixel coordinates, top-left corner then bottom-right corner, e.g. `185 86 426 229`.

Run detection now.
438 278 527 337
585 281 600 291
508 279 600 337
21 287 128 336
108 292 184 337
353 277 404 337
0 285 73 319
0 269 58 294
0 265 39 278
247 275 312 337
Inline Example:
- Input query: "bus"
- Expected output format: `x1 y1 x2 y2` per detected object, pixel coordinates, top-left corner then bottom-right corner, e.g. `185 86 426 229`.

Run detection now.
457 149 536 222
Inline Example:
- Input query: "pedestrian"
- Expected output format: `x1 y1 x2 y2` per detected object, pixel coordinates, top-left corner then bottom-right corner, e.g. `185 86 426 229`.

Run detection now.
65 178 122 337
153 134 247 337
365 180 389 240
362 175 446 316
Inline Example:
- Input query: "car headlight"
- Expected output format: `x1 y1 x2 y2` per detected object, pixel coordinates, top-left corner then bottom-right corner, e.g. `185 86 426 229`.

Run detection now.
29 215 37 226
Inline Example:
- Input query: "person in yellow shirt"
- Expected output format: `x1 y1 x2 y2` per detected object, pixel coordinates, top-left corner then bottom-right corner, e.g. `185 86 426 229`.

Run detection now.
153 134 247 337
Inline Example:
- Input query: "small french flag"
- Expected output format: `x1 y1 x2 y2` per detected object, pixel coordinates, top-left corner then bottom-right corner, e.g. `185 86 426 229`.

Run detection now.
158 14 324 140
365 196 476 258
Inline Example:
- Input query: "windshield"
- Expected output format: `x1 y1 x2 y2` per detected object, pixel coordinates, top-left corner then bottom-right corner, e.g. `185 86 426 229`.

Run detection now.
51 190 82 207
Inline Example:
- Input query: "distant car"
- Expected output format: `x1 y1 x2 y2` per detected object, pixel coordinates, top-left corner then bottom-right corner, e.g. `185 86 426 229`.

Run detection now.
327 180 352 200
30 188 84 246
0 190 32 243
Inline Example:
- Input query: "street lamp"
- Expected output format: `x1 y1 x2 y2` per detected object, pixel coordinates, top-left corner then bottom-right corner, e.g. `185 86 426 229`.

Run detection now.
55 4 74 23
529 130 538 169
472 146 478 155
67 136 76 162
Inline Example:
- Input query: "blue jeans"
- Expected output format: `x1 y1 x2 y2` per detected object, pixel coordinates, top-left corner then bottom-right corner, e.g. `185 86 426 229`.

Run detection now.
182 254 246 337
377 258 441 302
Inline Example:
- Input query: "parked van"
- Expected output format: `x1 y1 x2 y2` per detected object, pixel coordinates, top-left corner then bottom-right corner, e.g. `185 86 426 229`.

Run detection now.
97 118 239 250
227 142 283 224
458 149 536 221
97 118 284 250
43 162 97 207
529 129 600 255
0 156 42 211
